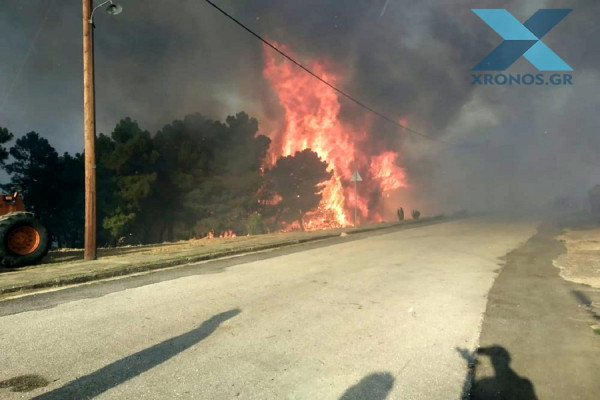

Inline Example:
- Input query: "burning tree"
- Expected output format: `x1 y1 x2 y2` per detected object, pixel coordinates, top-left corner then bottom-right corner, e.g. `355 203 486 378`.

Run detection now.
266 149 332 230
262 43 407 227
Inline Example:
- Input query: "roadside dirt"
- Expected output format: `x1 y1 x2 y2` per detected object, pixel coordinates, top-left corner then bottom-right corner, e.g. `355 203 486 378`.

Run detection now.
554 227 600 289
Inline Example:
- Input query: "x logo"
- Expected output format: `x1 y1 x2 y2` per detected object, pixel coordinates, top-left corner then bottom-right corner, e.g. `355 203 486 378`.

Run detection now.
473 9 572 71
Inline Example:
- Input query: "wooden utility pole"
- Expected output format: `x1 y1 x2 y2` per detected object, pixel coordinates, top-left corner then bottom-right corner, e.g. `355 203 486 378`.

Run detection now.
82 0 96 260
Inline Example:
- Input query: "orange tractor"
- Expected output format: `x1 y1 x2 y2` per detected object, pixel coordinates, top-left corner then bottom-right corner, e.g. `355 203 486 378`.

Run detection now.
0 192 49 268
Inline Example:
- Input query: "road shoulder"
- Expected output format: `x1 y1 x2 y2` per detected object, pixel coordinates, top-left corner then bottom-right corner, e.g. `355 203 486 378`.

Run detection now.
469 224 600 400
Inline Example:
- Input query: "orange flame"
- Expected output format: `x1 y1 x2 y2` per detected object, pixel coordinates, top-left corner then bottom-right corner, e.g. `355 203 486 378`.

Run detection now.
370 152 406 192
204 230 237 239
263 44 407 229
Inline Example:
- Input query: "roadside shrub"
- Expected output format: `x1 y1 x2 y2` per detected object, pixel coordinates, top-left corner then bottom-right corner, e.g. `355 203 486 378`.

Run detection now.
246 212 266 235
412 210 421 220
397 207 404 221
195 217 226 238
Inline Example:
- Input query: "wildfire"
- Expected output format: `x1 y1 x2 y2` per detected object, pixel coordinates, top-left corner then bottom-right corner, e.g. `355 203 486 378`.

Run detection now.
205 230 237 239
370 152 406 192
263 44 407 229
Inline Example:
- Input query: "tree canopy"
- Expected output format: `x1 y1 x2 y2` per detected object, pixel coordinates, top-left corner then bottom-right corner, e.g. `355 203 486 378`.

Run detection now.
0 131 84 247
0 127 14 166
0 112 331 247
266 149 332 230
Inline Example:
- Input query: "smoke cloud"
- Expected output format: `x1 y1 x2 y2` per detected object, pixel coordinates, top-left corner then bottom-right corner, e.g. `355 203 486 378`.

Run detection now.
1 0 598 215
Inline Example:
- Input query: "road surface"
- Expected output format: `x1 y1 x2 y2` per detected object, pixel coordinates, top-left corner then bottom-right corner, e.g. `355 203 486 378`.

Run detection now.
0 218 537 399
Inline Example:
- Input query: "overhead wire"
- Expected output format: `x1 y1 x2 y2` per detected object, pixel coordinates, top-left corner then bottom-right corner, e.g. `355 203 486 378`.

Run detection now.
202 0 467 148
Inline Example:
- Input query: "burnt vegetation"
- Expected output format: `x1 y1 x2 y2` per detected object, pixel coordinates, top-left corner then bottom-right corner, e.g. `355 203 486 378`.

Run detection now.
0 113 332 248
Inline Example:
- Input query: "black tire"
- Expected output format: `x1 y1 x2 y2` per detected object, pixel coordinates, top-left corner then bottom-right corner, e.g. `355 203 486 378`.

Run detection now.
0 212 50 268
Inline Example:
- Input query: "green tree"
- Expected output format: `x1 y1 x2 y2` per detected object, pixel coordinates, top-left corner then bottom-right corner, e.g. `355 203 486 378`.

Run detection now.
152 113 220 240
1 131 62 225
53 152 85 247
97 118 158 244
188 113 270 236
0 127 14 166
95 133 117 246
0 132 87 247
152 112 270 240
0 111 272 247
266 149 332 230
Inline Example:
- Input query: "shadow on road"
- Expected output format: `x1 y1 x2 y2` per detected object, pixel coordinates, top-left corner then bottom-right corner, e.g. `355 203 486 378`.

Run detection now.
31 309 241 399
339 372 394 400
572 290 600 321
459 345 537 400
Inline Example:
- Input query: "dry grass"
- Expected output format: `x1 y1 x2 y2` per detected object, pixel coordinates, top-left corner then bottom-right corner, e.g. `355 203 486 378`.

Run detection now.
40 218 441 266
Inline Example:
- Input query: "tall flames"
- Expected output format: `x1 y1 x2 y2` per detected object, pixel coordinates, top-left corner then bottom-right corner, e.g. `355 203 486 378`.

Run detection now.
263 44 407 229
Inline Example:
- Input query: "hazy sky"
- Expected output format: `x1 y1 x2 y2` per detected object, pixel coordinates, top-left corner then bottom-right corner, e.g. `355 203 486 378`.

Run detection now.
0 0 598 213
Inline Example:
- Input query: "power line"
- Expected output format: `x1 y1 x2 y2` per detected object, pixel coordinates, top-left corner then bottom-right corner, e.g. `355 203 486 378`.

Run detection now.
202 0 461 147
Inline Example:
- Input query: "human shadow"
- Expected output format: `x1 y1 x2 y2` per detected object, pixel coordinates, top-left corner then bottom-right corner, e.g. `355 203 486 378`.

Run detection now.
339 372 394 400
458 346 537 400
32 309 241 399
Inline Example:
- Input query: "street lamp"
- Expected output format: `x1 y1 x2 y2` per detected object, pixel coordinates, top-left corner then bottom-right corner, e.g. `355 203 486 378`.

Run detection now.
105 3 123 16
82 0 122 260
90 1 123 22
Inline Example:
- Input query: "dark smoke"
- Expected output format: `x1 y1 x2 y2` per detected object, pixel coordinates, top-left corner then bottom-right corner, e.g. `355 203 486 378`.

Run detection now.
1 0 598 215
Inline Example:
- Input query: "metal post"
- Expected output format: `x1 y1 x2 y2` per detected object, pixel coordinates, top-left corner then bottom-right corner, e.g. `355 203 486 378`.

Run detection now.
83 0 97 260
351 170 362 227
485 138 491 212
354 178 357 227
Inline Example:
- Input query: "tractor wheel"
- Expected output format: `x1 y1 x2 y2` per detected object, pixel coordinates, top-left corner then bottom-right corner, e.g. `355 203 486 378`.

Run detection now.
0 212 50 268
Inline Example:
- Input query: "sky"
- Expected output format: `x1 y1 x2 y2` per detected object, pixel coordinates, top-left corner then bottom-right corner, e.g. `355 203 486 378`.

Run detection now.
0 0 598 215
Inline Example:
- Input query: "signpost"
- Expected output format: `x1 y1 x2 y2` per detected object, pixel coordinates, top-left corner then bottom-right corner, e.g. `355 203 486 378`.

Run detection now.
350 171 362 227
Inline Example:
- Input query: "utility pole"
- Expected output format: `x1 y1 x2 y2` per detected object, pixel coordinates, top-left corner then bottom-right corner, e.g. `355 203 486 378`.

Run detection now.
81 0 122 260
82 0 96 260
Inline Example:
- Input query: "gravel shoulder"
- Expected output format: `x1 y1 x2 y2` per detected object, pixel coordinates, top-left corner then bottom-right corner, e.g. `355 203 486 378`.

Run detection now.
470 223 600 400
554 226 600 289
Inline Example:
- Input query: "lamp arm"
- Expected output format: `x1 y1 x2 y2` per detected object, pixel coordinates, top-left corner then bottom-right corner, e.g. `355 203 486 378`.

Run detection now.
89 0 113 23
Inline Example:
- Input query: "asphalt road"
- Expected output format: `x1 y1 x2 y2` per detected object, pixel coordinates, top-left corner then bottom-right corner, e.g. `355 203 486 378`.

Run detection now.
0 218 537 400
